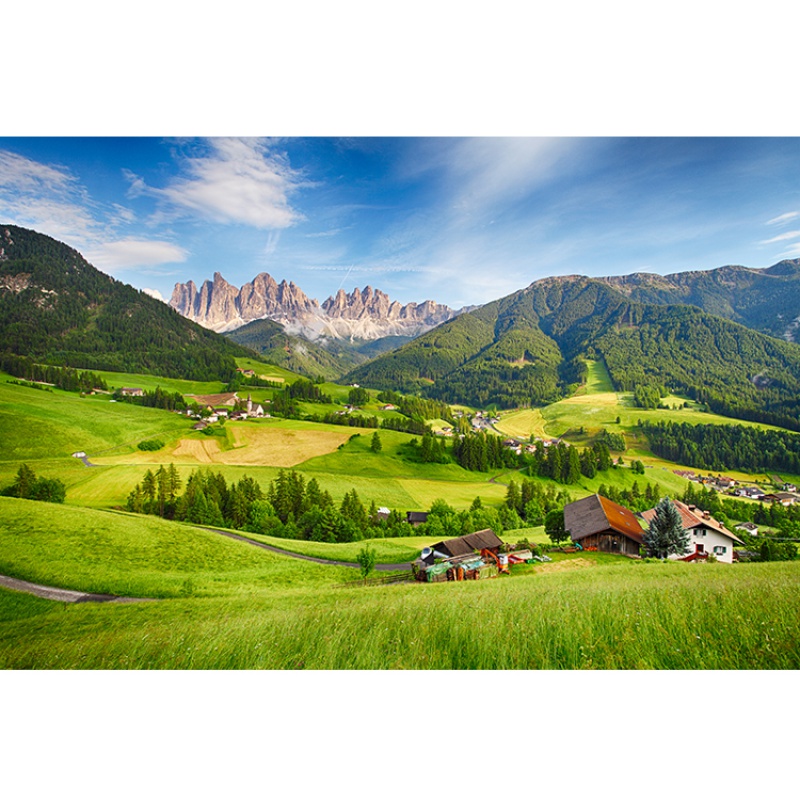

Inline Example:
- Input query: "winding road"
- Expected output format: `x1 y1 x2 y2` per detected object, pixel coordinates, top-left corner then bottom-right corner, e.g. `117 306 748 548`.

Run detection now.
0 523 413 604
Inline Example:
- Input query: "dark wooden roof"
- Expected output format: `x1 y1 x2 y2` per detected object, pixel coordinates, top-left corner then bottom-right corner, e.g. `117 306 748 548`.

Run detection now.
564 494 644 544
406 511 428 523
432 529 504 557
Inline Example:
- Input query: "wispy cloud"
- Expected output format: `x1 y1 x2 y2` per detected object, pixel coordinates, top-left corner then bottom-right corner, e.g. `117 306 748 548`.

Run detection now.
766 211 799 225
84 239 189 272
0 149 99 243
760 230 800 245
132 138 307 229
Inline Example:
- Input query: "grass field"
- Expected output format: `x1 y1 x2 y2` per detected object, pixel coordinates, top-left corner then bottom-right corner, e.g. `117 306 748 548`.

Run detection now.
1 500 798 668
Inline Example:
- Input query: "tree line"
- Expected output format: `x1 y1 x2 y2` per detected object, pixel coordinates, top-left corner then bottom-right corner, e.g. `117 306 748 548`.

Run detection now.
641 420 800 474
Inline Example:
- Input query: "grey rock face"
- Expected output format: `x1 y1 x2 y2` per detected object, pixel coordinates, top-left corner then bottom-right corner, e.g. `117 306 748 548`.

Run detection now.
170 272 455 340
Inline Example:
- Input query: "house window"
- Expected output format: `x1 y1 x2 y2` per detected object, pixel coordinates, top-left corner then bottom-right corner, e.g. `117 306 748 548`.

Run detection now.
713 546 726 555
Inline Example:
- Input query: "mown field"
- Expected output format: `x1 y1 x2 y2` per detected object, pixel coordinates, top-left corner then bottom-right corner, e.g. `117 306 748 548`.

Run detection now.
1 497 798 669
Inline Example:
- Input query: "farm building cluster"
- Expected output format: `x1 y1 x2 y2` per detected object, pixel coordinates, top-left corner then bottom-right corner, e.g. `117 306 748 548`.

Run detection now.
412 529 539 582
412 492 750 582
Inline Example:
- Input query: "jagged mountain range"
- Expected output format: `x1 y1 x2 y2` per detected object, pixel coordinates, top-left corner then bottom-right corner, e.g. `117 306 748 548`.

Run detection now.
169 272 457 341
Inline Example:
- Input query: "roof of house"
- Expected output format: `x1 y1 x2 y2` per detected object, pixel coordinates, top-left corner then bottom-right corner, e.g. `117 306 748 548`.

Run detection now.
406 511 428 523
640 499 744 544
432 529 504 557
736 522 759 531
186 392 238 406
563 495 644 544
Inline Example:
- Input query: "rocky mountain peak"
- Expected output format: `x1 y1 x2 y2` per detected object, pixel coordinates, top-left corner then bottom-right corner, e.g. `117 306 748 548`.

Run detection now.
170 272 457 339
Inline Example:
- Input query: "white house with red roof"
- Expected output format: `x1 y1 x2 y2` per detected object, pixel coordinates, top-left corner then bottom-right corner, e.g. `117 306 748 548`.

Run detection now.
639 499 744 564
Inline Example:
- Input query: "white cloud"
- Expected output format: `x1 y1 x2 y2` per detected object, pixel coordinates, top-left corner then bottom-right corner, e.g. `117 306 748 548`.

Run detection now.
137 138 306 229
760 230 800 245
766 211 799 225
779 242 800 258
0 149 99 243
84 239 189 272
142 288 166 302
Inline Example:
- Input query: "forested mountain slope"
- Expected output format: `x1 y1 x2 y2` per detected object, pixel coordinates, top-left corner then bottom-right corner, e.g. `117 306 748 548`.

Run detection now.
0 225 255 381
601 259 800 342
346 275 800 429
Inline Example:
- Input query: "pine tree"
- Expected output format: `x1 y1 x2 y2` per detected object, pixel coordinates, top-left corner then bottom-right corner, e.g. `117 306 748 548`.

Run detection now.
371 431 383 453
643 497 691 559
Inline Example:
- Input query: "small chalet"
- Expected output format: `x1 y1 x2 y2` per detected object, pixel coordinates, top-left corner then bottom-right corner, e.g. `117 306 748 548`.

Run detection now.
735 521 759 537
406 511 428 527
120 387 144 397
639 499 744 564
735 486 765 500
563 494 644 556
428 528 505 561
783 482 797 493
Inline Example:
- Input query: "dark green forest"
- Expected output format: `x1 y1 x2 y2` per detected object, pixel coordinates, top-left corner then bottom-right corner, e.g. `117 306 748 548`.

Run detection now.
0 225 255 381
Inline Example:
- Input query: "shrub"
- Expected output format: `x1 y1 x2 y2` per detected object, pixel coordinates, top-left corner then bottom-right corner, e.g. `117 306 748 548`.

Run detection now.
137 439 165 451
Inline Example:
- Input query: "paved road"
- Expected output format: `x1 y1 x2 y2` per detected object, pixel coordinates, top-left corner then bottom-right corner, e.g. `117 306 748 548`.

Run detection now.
204 527 413 571
0 574 154 604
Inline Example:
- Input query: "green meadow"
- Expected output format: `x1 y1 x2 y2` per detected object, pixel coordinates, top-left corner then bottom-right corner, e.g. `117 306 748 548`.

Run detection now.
1 496 798 669
3 361 800 670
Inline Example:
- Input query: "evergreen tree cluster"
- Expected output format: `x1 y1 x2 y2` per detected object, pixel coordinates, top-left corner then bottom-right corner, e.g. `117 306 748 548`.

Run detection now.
642 420 800 474
1 464 66 503
596 480 662 513
0 353 108 393
525 440 615 484
504 478 571 526
451 430 520 472
113 386 187 411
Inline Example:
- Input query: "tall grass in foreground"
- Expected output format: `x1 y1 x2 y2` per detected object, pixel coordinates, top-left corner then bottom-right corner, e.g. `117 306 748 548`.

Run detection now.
3 561 798 669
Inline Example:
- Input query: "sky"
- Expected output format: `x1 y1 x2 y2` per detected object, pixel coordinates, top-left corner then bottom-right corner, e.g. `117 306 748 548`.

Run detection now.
1 136 799 310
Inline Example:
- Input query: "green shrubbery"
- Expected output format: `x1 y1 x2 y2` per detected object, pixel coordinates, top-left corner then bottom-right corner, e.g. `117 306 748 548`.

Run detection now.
1 464 65 503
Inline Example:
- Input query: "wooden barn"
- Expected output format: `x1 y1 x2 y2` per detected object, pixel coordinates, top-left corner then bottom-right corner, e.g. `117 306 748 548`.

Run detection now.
414 529 507 581
563 494 644 556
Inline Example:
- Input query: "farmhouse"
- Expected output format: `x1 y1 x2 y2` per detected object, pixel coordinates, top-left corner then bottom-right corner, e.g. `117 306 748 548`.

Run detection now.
639 499 744 564
564 494 644 556
119 387 144 397
406 511 428 526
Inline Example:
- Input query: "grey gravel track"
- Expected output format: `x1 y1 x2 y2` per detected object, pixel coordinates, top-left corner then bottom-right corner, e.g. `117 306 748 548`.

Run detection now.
0 574 154 603
204 526 412 571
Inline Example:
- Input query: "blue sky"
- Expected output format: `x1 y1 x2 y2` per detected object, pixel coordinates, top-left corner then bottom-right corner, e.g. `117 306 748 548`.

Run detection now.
1 136 799 309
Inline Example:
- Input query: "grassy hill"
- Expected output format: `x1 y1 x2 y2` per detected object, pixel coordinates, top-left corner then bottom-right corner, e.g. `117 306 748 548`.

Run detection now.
1 496 799 669
0 225 257 381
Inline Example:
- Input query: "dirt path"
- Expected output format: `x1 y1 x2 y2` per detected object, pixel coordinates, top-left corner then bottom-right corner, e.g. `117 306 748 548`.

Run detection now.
0 574 154 603
203 527 412 571
0 524 412 604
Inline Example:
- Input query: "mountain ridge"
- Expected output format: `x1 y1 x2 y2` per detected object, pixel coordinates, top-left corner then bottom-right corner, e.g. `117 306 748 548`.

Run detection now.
170 271 457 341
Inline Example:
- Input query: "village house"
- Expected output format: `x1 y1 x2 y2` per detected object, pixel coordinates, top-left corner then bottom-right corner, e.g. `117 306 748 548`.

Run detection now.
735 486 765 500
782 482 797 493
735 521 759 537
639 499 744 564
563 494 644 557
119 387 144 397
406 511 428 527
